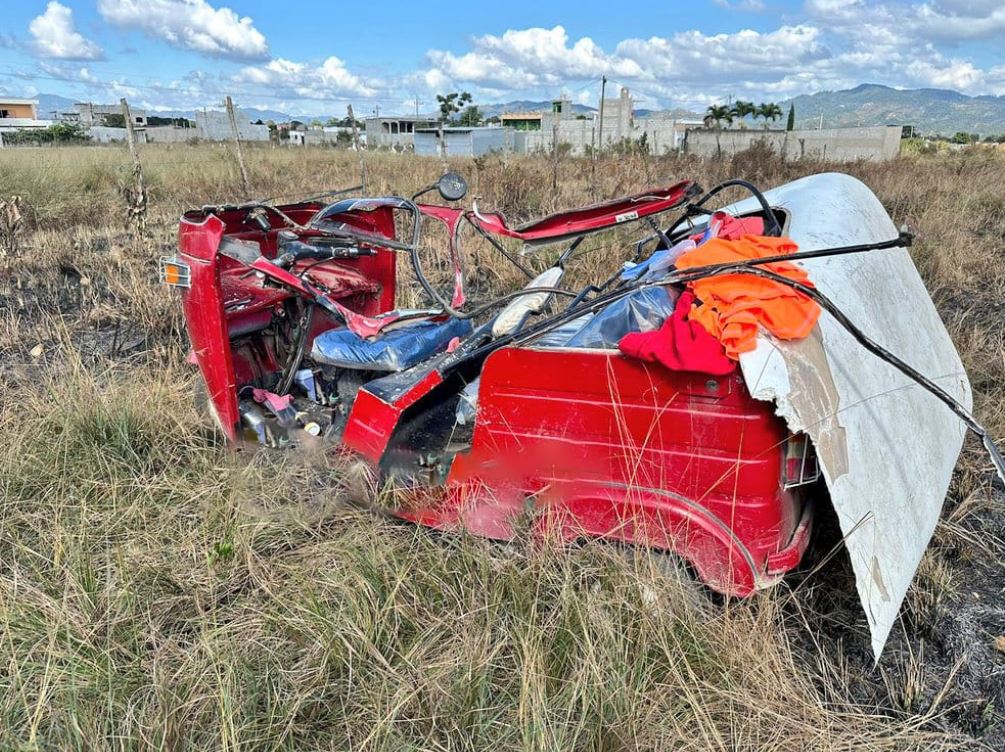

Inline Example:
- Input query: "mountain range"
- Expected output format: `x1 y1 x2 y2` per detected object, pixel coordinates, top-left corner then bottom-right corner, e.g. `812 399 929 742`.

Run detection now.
33 84 1005 135
784 84 1005 135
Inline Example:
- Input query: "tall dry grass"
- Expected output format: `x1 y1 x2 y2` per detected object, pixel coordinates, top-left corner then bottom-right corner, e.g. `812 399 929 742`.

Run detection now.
1 142 1002 750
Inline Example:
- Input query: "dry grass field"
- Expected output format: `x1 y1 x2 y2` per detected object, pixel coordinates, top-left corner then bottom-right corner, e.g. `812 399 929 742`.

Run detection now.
0 142 1003 750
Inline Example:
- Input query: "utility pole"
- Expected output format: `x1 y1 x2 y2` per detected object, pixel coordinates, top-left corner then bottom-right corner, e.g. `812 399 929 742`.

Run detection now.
347 104 366 191
225 96 251 198
414 96 421 117
596 75 607 159
120 97 146 236
373 104 381 118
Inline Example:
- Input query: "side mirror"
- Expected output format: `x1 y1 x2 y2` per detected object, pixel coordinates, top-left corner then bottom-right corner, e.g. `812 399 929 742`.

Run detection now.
436 172 468 202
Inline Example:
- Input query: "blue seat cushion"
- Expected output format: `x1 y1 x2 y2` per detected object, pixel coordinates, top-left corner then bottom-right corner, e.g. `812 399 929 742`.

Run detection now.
311 317 472 371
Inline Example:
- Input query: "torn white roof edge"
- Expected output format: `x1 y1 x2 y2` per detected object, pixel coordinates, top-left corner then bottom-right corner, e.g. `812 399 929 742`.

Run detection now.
723 172 971 659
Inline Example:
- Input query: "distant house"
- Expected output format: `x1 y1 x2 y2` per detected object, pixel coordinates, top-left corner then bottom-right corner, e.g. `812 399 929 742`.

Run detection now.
501 111 544 131
365 117 437 150
0 98 39 120
75 102 147 127
0 98 53 133
502 97 574 132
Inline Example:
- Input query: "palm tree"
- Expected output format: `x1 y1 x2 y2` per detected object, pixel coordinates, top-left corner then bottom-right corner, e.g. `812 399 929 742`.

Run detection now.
705 104 733 129
730 100 756 128
757 102 783 129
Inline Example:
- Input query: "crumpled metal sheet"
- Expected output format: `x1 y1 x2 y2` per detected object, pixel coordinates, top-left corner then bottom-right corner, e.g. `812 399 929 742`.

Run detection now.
725 172 971 658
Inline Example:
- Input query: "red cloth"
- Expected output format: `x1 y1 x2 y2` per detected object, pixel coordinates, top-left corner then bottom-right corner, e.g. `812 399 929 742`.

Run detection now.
618 291 735 375
675 234 820 360
690 211 765 242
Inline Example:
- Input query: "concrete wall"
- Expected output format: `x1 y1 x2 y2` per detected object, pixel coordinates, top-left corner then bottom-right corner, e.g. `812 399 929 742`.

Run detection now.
470 127 511 155
683 126 902 161
414 127 511 157
145 125 197 143
87 125 147 144
0 118 53 132
517 116 698 156
195 109 270 141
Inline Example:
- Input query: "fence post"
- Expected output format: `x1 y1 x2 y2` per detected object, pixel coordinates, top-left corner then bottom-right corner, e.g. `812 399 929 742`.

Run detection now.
225 95 251 198
347 104 366 191
120 98 146 236
551 119 560 195
438 120 450 173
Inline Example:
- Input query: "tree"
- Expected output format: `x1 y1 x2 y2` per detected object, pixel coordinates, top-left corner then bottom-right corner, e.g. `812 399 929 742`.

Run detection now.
148 115 191 127
757 102 783 129
730 100 756 128
326 115 361 128
705 104 733 129
950 131 973 144
457 105 482 127
3 121 89 145
436 91 472 123
786 103 795 131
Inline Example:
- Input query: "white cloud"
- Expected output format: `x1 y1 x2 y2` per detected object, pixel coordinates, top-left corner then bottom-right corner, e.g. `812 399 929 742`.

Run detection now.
424 26 643 91
97 0 268 61
237 56 377 99
712 0 767 11
419 23 832 109
806 0 1005 42
29 2 104 60
617 25 826 83
914 1 1005 39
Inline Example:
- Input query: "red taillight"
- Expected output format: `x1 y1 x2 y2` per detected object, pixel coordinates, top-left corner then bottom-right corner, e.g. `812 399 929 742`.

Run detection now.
783 433 820 488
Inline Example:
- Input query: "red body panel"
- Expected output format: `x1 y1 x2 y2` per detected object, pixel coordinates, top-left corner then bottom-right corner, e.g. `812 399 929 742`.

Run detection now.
177 215 242 439
395 347 805 594
173 187 811 598
470 181 696 243
176 201 401 435
343 369 445 463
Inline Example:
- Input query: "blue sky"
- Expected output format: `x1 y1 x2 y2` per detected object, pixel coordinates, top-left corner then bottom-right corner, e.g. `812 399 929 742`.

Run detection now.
2 0 1004 115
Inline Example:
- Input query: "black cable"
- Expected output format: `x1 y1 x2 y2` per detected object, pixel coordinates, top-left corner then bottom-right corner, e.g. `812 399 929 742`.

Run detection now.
446 235 1004 481
497 235 914 352
674 232 913 280
666 178 782 238
717 266 1005 483
276 301 314 395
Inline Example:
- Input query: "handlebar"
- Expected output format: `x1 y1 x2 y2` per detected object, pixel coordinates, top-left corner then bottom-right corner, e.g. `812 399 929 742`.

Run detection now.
273 236 377 269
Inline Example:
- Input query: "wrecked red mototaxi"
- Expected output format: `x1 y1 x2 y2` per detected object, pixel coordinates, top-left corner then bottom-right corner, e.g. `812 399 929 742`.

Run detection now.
163 171 1002 657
